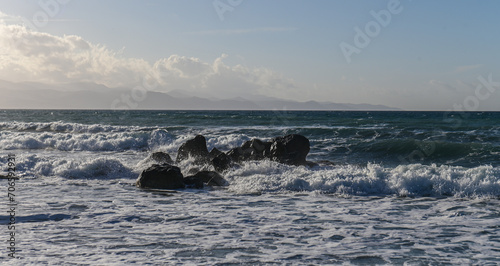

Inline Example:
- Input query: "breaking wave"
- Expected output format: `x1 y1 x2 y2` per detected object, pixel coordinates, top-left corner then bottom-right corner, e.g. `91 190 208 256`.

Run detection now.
225 162 500 198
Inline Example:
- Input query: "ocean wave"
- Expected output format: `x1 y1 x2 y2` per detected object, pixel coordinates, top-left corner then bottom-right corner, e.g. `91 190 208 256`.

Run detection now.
10 151 500 197
0 121 144 133
0 131 151 151
322 138 500 167
16 155 136 179
225 162 500 198
356 139 487 156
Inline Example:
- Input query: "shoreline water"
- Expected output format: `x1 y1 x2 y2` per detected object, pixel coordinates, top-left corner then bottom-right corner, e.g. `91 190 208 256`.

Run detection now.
0 110 499 264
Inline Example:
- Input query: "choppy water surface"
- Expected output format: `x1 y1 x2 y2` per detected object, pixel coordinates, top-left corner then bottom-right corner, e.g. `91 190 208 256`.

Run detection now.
0 110 499 264
4 178 499 265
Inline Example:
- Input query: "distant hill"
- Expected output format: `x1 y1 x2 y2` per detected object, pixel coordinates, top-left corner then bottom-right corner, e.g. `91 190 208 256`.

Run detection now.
0 80 399 110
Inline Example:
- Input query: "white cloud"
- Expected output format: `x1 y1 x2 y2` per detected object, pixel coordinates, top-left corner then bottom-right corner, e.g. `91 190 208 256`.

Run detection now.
0 22 150 86
0 14 298 99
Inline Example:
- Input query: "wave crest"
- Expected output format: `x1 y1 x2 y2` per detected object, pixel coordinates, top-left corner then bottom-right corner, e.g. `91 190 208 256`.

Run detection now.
226 162 500 197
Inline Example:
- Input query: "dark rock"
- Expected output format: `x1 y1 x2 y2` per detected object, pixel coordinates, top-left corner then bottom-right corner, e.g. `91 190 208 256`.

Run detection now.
208 147 223 160
268 134 310 166
240 139 270 160
306 161 319 168
150 152 174 165
263 141 272 154
253 140 270 159
317 160 335 166
227 147 244 162
136 164 185 189
227 147 251 161
212 153 232 172
241 140 253 150
176 135 209 163
186 167 201 175
226 138 272 162
250 139 269 153
183 176 204 189
240 147 255 160
185 171 228 187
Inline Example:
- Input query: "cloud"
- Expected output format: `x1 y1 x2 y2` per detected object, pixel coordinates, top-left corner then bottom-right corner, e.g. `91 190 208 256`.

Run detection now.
151 54 297 98
0 14 298 99
0 22 151 86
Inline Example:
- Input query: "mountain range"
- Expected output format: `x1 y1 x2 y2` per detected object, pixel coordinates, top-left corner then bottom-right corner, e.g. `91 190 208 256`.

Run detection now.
0 80 398 110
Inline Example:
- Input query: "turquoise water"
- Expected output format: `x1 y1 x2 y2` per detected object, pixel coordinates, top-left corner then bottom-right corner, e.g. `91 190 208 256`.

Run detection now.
0 110 499 264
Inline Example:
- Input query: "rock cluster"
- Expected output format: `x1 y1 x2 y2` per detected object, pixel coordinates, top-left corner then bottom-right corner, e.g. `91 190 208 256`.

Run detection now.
136 164 226 190
136 134 312 190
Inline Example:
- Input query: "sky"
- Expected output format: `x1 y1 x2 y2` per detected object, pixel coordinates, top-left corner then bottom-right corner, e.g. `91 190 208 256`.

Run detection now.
0 0 499 110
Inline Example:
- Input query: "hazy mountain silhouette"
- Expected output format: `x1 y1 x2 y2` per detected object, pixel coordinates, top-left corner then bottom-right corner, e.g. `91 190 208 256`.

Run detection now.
0 80 399 110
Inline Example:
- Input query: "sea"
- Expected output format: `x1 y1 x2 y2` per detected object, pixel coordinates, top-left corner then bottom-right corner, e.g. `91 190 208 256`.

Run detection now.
0 110 499 265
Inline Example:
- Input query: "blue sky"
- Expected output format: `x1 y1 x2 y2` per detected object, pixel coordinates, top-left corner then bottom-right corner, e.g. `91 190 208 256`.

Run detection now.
0 0 499 110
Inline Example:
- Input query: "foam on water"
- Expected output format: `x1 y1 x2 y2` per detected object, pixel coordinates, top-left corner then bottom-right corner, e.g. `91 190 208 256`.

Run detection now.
11 153 137 179
1 110 499 264
224 161 500 198
0 125 265 155
10 150 499 198
0 121 141 133
3 176 499 265
0 131 152 151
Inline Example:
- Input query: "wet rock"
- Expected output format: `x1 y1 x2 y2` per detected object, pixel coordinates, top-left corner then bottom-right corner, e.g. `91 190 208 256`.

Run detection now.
227 147 244 162
269 134 310 166
184 171 228 187
249 139 270 153
225 138 272 162
186 167 201 175
183 176 204 189
136 164 185 189
212 153 232 172
150 152 174 165
241 138 271 160
305 161 319 168
316 160 335 166
176 135 209 163
208 147 223 160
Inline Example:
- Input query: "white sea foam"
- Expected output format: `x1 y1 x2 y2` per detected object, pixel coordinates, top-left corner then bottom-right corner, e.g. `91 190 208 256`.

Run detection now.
147 129 175 150
0 121 143 133
7 176 500 264
11 153 136 179
206 133 251 151
7 147 499 198
0 131 151 151
1 111 499 264
225 162 500 197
